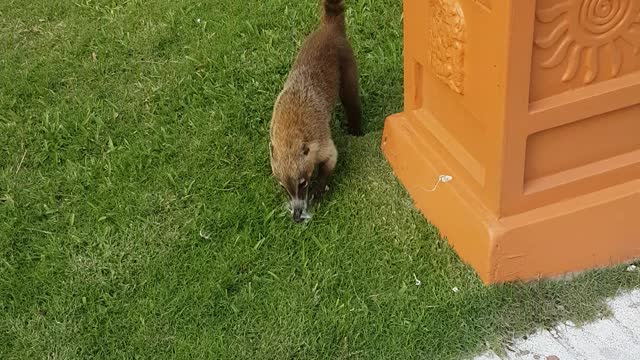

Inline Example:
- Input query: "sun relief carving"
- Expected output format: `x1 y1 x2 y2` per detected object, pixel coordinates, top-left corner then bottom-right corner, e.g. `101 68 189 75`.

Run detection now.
428 0 466 94
535 0 640 84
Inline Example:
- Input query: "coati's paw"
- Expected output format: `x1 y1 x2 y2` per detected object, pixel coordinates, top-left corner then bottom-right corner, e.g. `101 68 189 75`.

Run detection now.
349 127 364 137
310 190 323 203
310 185 330 203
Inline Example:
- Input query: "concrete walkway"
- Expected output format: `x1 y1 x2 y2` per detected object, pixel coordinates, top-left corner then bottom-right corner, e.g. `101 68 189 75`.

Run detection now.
474 289 640 360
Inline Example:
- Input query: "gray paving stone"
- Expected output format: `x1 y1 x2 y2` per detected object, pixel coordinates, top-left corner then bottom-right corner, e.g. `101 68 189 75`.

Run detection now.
472 290 640 360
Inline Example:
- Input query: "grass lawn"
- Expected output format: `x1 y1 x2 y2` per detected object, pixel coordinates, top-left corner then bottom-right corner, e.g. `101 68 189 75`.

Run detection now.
1 0 639 358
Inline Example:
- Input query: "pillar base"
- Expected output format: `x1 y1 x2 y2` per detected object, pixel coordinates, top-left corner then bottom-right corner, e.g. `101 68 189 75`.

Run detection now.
382 112 640 284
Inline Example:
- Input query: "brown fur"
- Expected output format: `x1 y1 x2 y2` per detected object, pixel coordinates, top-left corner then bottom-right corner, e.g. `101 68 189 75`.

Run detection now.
269 0 362 222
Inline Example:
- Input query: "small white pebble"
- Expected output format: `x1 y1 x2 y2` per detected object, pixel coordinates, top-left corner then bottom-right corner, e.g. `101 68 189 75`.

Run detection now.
413 273 421 286
626 264 637 272
452 287 460 293
196 18 201 23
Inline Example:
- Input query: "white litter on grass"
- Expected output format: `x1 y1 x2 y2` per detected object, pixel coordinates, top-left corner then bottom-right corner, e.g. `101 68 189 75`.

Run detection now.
626 264 637 272
199 229 211 240
413 273 422 286
452 287 460 293
196 18 201 23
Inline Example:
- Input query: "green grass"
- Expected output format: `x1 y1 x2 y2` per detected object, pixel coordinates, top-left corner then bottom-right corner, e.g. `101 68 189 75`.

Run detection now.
0 0 639 358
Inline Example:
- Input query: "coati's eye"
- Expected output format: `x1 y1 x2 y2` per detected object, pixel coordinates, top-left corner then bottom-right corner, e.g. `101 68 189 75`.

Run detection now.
298 178 307 189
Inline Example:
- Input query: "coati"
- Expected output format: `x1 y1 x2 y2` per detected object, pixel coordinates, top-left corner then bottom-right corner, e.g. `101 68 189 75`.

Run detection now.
269 0 363 223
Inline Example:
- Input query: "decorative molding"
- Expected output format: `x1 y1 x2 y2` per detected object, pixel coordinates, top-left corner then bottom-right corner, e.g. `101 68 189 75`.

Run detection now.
428 0 466 94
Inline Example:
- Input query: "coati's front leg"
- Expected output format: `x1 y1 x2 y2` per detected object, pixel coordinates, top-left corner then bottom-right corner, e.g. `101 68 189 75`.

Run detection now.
339 44 363 136
311 141 337 202
312 160 334 202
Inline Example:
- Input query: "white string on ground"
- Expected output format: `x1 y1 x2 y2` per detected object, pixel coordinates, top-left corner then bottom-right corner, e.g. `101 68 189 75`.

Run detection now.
420 174 453 193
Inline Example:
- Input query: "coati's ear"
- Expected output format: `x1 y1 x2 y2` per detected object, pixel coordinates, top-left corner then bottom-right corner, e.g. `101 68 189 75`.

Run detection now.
301 143 310 157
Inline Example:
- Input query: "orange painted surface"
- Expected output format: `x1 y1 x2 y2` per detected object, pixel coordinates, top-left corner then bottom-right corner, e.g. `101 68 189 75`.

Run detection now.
382 0 640 284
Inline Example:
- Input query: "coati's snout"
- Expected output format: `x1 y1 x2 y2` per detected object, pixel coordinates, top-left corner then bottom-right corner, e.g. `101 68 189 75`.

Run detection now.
291 200 306 223
270 141 315 223
286 177 309 223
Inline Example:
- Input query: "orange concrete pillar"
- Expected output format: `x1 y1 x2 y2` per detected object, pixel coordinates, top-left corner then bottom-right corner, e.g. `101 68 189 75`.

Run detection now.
382 0 640 283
